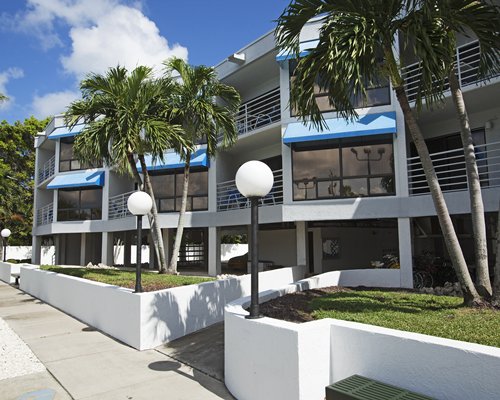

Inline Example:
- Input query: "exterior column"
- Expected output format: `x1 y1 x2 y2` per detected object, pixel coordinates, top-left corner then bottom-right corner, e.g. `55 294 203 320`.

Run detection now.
80 233 87 266
398 217 413 288
31 235 42 265
208 226 221 276
282 141 293 204
101 232 114 266
55 235 63 265
296 221 307 267
124 231 132 268
101 170 110 221
312 228 323 274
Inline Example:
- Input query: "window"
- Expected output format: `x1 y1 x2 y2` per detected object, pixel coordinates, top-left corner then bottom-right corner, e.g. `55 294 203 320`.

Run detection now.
57 188 102 221
150 169 208 212
292 136 395 200
59 138 102 172
289 60 390 116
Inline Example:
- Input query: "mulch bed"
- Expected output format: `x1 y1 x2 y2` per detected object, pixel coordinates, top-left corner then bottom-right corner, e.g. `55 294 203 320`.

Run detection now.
260 286 349 323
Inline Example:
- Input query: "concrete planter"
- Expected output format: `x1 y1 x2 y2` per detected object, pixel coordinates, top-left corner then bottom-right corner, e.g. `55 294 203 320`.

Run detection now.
20 265 306 350
225 269 500 400
0 261 22 284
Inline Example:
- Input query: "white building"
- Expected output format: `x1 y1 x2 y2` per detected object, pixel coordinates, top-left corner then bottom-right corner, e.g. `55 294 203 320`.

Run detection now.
31 24 500 286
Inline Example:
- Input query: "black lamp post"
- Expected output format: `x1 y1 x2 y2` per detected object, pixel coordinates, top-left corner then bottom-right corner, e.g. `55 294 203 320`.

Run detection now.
1 229 11 262
127 191 153 293
235 160 274 319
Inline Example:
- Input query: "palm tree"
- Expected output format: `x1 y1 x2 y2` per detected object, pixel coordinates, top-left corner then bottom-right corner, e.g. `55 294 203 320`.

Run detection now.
65 65 188 272
276 0 482 305
163 58 240 274
411 0 500 298
0 93 7 102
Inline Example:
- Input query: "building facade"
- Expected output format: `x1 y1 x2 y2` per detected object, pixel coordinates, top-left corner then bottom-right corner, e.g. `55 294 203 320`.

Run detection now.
31 23 500 287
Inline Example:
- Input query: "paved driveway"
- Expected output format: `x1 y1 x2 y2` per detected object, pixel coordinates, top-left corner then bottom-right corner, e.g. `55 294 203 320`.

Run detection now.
0 282 234 400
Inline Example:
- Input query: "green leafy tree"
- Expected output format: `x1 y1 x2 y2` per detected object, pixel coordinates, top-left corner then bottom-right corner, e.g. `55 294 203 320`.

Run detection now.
163 58 240 274
65 65 189 272
0 93 7 102
410 0 500 299
276 0 485 305
0 117 49 246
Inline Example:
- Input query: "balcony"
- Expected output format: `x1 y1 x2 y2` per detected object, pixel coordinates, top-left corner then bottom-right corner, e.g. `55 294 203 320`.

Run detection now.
407 141 500 195
38 156 55 183
36 203 54 226
108 190 134 220
217 169 283 211
236 87 280 136
402 40 499 103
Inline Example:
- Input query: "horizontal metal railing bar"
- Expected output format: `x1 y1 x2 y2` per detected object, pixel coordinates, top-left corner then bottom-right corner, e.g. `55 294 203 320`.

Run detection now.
216 169 283 211
408 138 500 194
36 203 54 225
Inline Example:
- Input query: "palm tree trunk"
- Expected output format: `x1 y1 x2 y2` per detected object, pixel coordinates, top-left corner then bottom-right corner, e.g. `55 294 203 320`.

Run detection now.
137 155 168 273
127 153 144 189
392 83 481 306
448 71 491 298
492 201 500 307
169 153 191 274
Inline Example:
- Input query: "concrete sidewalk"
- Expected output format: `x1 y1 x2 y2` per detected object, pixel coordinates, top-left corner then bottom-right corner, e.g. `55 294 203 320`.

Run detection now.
0 282 234 400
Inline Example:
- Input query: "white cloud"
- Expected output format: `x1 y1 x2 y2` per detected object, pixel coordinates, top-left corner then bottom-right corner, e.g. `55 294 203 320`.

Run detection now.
13 0 189 117
31 90 80 118
61 5 188 79
0 68 24 110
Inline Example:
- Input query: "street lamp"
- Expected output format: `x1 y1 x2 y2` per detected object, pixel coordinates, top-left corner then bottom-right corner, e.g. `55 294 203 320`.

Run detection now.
127 191 153 293
1 228 11 262
235 160 274 319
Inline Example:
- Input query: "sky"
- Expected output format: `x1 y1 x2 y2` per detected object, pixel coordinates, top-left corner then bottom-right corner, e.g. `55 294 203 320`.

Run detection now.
0 0 291 124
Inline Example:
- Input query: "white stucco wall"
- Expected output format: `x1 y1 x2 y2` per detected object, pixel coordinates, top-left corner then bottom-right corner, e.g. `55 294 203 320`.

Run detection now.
220 244 248 261
0 261 21 284
20 265 306 350
225 271 500 400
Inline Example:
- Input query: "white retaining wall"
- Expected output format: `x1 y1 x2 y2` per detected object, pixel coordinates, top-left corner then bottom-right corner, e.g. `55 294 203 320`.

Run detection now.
225 269 500 400
0 261 23 284
20 265 306 350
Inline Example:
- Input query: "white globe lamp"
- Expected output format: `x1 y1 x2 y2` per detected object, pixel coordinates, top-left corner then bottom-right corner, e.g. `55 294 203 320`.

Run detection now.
1 229 11 238
127 191 153 293
235 160 274 198
1 228 11 262
127 191 153 216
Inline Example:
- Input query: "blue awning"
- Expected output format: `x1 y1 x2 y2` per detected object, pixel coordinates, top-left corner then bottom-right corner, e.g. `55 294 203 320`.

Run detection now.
283 112 397 144
47 170 105 189
276 39 319 62
137 148 209 172
48 124 85 140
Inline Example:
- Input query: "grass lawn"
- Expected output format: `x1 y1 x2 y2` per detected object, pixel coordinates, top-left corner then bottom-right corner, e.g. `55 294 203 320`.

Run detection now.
41 266 214 292
261 288 500 347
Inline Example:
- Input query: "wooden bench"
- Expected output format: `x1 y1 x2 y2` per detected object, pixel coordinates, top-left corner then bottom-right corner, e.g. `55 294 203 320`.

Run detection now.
326 375 435 400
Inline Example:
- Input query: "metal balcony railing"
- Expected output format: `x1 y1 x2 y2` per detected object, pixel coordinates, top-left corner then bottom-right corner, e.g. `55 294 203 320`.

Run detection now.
38 155 55 183
407 141 500 195
402 40 499 103
108 190 134 220
36 203 54 225
236 87 280 136
217 169 283 211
